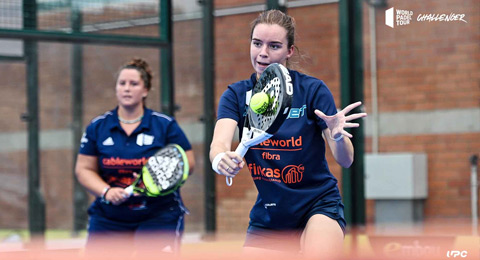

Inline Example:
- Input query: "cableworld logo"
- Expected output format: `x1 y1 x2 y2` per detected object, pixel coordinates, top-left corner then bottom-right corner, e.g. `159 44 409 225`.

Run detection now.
103 157 148 167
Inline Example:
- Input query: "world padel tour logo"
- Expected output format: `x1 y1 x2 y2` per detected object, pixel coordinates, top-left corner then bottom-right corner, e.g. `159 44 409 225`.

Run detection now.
385 7 413 28
385 7 467 28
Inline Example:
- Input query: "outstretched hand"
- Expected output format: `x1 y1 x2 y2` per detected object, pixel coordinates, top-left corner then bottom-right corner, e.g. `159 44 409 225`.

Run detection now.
314 101 367 139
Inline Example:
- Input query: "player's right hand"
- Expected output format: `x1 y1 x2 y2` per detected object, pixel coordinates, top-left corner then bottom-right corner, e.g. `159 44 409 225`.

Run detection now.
212 151 244 178
105 187 130 205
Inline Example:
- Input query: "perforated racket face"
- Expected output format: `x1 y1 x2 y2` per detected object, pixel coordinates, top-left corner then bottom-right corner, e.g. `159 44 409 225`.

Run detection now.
248 63 293 134
143 144 188 196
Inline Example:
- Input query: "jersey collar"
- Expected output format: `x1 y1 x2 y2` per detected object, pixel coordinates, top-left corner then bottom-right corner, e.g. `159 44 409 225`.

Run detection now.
110 107 152 134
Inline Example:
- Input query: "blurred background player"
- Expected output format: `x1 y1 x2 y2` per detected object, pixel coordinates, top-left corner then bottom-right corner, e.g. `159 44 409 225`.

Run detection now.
75 57 195 255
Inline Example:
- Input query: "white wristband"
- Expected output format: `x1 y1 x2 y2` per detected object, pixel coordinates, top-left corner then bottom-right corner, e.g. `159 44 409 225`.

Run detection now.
331 134 344 142
212 152 225 174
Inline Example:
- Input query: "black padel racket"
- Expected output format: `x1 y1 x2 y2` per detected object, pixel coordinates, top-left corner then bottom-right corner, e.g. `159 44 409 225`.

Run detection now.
228 63 293 186
125 144 189 196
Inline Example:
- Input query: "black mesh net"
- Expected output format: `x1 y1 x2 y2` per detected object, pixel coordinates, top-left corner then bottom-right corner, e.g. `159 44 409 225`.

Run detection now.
0 0 161 37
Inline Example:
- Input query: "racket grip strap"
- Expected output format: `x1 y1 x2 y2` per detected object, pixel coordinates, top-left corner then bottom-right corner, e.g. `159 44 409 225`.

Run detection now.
226 177 233 186
213 153 235 187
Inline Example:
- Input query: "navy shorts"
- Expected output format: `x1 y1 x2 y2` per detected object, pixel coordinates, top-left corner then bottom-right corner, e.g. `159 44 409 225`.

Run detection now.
86 199 185 253
244 199 346 251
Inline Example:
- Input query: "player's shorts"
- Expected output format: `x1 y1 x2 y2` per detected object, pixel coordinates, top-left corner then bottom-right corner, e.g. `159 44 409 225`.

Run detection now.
86 199 185 253
244 199 346 252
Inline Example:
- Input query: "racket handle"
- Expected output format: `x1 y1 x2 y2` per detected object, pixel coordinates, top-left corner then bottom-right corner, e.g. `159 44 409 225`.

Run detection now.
124 185 134 196
228 143 249 187
234 143 249 158
224 143 251 187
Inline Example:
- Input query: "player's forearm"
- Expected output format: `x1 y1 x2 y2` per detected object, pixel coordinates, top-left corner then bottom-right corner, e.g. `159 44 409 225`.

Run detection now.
185 150 196 174
209 141 230 162
331 137 354 168
210 118 238 162
75 168 109 197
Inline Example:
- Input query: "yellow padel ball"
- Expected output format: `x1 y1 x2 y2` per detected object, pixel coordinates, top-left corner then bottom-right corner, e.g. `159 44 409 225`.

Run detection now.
250 92 270 114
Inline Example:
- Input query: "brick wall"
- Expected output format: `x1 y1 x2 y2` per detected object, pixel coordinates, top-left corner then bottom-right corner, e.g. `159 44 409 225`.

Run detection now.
362 0 480 223
215 0 264 9
0 20 206 230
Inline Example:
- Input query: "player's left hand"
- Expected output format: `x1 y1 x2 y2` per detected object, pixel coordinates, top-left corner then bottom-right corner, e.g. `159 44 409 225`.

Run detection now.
314 101 367 139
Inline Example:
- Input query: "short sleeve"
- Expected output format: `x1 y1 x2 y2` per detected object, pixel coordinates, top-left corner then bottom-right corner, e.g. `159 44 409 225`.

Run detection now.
311 81 337 130
166 119 192 151
217 87 242 122
78 123 98 156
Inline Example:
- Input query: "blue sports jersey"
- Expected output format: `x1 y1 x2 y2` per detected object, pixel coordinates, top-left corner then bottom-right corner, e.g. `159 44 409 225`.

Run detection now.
217 70 341 229
79 107 191 218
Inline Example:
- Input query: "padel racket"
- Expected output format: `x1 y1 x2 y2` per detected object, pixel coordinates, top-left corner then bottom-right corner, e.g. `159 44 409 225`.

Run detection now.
228 63 293 186
125 144 189 196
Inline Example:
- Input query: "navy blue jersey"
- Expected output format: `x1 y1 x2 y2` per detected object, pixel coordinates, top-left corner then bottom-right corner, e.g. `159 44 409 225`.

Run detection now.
217 70 341 229
79 107 191 212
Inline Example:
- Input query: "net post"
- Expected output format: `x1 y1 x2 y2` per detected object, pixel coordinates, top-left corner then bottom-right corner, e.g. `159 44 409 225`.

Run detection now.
24 0 46 244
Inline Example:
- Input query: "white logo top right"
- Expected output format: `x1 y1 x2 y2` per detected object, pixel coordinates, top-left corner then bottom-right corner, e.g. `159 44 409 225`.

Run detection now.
385 7 467 28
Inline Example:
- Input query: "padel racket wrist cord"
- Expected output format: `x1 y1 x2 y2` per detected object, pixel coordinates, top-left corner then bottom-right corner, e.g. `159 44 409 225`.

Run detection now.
212 152 235 186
